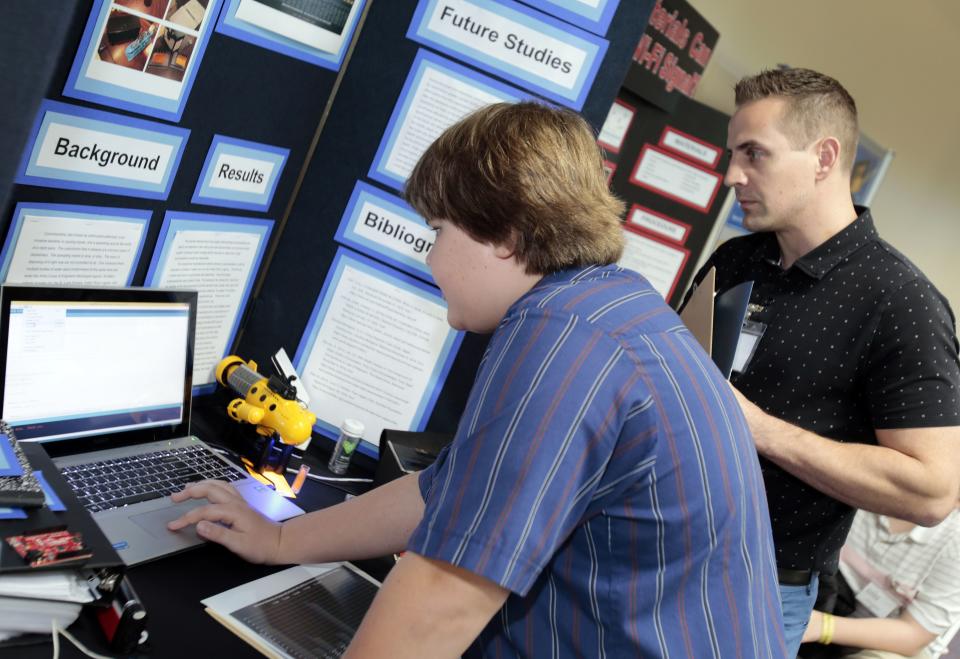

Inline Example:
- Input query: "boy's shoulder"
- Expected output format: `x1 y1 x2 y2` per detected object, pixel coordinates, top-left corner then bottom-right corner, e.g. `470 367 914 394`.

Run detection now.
516 265 683 336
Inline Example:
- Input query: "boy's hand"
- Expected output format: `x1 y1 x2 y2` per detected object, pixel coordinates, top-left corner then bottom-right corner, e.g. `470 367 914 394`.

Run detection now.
167 479 282 564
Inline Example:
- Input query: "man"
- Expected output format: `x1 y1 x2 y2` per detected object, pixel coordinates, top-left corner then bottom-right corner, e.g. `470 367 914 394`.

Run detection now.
683 68 960 656
170 102 785 657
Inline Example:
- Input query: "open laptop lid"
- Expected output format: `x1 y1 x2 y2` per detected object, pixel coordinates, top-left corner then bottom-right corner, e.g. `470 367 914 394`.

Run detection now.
0 285 197 458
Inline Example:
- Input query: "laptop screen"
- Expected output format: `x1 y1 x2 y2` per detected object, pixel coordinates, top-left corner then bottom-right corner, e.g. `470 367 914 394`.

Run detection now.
0 286 197 445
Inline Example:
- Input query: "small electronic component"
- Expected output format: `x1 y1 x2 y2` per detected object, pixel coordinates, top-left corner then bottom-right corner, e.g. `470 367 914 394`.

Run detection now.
5 526 92 567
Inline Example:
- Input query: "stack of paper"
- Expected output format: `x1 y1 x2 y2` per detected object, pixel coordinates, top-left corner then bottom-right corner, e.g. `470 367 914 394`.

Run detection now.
0 570 95 640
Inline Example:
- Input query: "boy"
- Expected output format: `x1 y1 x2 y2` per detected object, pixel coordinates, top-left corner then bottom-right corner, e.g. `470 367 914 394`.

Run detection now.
170 102 785 657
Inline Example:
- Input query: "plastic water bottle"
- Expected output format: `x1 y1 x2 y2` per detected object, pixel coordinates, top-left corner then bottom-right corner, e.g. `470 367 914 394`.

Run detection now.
328 419 364 475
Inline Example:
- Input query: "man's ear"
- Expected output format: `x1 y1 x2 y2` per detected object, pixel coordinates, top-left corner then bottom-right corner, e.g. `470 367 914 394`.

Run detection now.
814 136 842 180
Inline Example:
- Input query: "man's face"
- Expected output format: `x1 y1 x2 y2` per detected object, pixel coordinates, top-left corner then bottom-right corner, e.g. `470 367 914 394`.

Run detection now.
425 219 510 333
725 97 819 233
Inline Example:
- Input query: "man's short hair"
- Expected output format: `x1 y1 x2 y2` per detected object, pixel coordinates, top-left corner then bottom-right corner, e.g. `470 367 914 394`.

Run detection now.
405 102 625 275
735 68 859 172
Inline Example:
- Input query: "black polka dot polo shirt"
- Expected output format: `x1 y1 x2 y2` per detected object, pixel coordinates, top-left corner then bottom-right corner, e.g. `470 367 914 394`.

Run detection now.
684 208 960 573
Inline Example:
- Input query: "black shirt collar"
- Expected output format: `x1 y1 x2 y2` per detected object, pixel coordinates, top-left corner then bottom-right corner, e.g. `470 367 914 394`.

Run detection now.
751 207 877 280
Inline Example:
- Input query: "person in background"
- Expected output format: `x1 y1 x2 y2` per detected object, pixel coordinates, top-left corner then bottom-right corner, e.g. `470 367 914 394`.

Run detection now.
800 503 960 658
682 67 960 657
169 102 786 657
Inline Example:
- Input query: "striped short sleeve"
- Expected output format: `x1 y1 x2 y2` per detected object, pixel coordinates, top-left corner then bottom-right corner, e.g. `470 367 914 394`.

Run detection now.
408 309 654 596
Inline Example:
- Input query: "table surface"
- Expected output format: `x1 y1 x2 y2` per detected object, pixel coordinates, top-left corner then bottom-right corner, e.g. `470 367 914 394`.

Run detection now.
0 449 389 658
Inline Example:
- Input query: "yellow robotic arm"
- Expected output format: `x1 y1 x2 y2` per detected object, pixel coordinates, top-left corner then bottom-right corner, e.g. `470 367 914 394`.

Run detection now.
216 356 316 446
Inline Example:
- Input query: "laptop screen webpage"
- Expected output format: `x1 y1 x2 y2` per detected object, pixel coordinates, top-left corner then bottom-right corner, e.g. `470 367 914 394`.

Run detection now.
0 287 196 444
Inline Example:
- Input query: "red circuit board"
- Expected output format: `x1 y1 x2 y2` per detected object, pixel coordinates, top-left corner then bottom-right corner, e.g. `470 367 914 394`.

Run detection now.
5 527 92 567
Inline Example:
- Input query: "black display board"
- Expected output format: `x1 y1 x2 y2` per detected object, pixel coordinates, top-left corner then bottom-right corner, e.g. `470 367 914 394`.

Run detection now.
622 0 718 112
606 87 731 308
0 3 88 218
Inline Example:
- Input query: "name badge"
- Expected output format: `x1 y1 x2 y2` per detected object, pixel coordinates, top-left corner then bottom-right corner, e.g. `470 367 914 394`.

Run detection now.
856 581 900 617
732 319 765 374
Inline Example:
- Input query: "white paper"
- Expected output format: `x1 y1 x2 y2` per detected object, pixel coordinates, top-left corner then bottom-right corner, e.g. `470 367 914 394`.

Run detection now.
300 264 453 448
208 152 275 196
598 102 633 151
35 122 174 186
235 0 360 54
631 148 721 211
0 599 81 635
627 207 686 243
354 199 434 266
384 63 506 183
732 329 761 374
661 128 720 166
0 570 95 603
855 581 901 618
154 230 263 387
618 230 686 299
4 214 144 286
424 0 588 91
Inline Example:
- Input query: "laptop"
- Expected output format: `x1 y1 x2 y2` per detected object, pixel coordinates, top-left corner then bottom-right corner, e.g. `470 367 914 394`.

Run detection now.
0 285 304 566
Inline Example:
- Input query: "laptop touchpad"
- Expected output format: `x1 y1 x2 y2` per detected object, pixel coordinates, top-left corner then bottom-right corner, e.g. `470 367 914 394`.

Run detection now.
130 499 207 539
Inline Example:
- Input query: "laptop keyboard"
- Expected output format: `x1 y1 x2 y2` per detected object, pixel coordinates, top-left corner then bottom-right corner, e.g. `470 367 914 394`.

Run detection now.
279 0 349 29
60 445 245 513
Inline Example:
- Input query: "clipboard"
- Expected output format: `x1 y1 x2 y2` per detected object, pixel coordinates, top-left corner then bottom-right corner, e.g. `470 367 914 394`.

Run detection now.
712 281 754 379
679 267 715 357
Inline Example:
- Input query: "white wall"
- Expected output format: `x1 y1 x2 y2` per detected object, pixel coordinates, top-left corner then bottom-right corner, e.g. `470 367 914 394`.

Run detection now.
690 0 960 309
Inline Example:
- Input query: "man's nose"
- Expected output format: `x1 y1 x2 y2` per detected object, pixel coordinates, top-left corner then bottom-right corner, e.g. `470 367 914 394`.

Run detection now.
724 161 746 188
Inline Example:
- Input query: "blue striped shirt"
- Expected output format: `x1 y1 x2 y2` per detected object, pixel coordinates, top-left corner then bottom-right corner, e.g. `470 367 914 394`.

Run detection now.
410 265 785 658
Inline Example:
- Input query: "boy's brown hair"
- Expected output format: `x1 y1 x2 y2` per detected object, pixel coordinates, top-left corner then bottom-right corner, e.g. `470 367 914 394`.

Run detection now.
735 68 859 172
405 102 624 275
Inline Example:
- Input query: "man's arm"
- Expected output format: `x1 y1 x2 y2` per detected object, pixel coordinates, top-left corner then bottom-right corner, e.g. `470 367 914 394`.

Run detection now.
344 552 509 659
168 471 425 564
734 388 960 525
802 610 936 657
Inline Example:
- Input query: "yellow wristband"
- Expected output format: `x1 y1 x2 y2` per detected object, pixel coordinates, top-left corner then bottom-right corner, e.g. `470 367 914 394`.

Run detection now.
819 612 835 645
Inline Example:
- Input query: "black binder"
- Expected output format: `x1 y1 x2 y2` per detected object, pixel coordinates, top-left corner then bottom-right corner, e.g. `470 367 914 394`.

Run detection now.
0 443 122 583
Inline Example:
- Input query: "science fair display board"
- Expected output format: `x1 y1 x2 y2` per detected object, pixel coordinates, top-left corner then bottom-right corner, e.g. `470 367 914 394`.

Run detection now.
236 0 655 456
0 0 346 417
0 0 654 461
598 89 730 309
